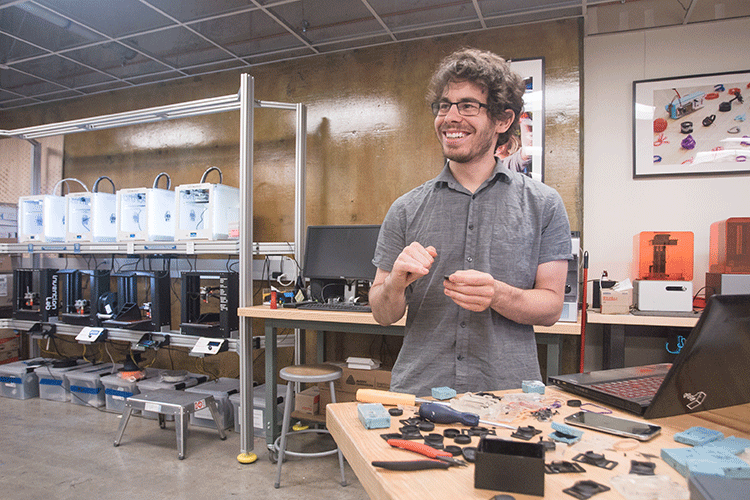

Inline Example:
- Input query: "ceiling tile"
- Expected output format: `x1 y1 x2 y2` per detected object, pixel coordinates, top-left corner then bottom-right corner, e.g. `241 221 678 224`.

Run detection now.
12 53 112 88
122 26 235 69
34 0 173 37
2 3 103 52
0 32 46 62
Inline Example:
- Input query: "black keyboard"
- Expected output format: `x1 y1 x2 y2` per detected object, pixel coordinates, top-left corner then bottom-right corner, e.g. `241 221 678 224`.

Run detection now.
295 302 372 313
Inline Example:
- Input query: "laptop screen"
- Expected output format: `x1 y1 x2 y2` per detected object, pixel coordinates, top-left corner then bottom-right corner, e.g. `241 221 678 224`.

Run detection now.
644 294 750 418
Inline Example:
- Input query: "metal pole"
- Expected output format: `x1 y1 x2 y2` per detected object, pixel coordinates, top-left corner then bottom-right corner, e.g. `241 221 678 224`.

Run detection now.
294 103 307 366
237 73 256 463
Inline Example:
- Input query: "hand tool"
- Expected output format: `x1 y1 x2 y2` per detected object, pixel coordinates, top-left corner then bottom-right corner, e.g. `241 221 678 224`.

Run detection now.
386 438 467 466
419 402 516 430
371 460 451 471
356 388 438 406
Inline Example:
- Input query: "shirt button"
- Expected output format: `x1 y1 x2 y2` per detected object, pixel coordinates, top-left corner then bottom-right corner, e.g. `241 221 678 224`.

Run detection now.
460 321 466 328
457 354 464 361
468 224 474 230
466 256 473 263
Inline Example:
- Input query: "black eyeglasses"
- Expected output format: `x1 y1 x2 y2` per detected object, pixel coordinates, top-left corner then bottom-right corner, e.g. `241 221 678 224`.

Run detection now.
431 100 489 116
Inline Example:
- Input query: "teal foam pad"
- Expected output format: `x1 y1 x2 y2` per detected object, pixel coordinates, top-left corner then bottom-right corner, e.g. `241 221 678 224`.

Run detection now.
661 447 750 478
431 386 456 400
357 403 391 429
674 427 724 447
521 380 545 394
549 421 583 444
701 436 750 455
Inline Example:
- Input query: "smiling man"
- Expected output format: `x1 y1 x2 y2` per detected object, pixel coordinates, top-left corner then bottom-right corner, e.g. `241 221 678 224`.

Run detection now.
369 48 573 396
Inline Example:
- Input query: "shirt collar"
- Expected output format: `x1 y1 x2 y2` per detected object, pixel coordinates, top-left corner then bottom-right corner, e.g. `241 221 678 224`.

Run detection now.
434 157 513 191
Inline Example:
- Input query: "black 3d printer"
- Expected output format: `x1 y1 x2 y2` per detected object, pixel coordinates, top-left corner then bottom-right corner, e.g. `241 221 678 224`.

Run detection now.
101 270 171 331
179 271 238 338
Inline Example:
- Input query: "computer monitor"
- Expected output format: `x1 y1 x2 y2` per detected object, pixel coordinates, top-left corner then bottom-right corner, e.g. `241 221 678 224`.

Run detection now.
303 224 381 301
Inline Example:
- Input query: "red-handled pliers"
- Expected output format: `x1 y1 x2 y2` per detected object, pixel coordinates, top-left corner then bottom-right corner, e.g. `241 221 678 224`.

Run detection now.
386 439 467 466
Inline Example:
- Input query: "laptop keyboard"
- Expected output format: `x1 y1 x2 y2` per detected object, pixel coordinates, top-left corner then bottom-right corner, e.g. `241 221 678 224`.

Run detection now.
590 375 666 400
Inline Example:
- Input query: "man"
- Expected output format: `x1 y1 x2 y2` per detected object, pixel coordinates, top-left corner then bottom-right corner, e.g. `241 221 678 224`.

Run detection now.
369 48 572 396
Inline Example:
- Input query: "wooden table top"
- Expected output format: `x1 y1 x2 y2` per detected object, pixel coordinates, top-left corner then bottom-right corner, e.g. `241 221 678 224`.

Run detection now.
238 305 581 335
327 387 750 500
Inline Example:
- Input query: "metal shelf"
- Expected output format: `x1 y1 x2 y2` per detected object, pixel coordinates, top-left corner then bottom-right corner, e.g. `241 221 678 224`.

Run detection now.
2 74 307 461
0 318 239 351
0 240 295 256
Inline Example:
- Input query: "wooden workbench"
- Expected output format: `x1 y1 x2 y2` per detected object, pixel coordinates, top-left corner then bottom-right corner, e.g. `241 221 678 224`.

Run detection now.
327 387 750 500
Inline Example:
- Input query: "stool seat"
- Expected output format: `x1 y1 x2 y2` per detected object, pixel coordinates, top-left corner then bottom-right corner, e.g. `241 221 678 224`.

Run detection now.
279 364 342 383
274 364 347 488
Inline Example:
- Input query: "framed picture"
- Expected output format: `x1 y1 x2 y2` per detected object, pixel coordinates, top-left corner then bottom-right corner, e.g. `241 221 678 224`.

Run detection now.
633 69 750 178
508 58 545 182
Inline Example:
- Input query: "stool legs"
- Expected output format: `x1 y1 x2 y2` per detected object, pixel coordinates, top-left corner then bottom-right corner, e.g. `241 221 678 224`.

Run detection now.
274 381 295 488
274 380 347 488
328 381 347 486
176 408 188 460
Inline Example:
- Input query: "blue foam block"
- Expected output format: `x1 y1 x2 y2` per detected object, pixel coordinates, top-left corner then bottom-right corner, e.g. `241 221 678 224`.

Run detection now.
549 421 583 444
674 427 724 447
702 436 750 455
431 386 457 400
357 403 391 429
661 447 749 478
521 380 545 394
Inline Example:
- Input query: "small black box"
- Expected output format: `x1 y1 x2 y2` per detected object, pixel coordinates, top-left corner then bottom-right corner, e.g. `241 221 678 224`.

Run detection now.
474 437 545 496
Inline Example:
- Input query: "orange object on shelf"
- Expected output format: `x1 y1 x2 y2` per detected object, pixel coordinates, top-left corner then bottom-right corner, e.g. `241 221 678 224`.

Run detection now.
709 218 750 274
637 231 694 281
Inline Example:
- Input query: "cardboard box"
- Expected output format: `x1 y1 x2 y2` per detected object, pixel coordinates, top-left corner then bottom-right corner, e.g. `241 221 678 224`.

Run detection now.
0 255 13 272
294 385 319 415
600 287 632 314
336 365 392 393
318 385 357 413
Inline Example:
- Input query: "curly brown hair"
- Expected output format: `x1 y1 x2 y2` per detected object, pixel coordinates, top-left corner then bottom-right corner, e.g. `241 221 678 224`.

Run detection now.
427 48 525 148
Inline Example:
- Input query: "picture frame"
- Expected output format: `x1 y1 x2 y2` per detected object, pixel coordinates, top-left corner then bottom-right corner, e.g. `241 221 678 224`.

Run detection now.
509 58 545 182
633 69 750 178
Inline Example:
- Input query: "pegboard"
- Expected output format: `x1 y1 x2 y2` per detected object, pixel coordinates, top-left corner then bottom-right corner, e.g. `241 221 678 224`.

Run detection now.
0 136 64 203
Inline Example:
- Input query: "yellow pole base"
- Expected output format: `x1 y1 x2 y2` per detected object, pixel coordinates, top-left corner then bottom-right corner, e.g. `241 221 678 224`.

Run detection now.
237 452 258 464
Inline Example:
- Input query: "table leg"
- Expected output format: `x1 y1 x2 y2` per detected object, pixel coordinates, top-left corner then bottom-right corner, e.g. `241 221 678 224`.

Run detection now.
602 324 625 369
265 321 279 449
113 406 133 446
176 408 188 460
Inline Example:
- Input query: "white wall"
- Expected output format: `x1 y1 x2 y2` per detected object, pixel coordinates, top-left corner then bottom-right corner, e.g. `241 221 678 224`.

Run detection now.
583 17 750 296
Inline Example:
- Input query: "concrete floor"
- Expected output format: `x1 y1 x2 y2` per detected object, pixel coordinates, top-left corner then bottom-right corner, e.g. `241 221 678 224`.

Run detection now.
0 396 369 500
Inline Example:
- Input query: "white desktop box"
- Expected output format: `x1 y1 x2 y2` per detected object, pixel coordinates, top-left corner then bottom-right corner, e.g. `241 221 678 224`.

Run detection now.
174 182 239 240
634 280 693 312
116 187 175 241
18 195 67 242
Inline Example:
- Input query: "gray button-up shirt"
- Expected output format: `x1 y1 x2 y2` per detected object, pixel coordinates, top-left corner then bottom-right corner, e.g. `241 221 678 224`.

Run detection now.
373 160 572 397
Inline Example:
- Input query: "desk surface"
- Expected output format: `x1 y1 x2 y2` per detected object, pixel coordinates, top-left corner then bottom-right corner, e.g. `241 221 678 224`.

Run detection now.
327 387 750 500
238 305 581 335
586 310 700 328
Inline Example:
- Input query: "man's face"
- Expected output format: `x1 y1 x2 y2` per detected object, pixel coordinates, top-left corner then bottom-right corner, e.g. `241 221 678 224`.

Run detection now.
434 80 511 165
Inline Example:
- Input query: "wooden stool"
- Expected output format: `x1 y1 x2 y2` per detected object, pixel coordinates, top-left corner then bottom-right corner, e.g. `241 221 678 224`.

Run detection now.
274 364 347 488
113 389 226 459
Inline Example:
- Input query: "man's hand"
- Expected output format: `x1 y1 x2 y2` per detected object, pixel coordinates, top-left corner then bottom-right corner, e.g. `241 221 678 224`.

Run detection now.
388 242 438 291
370 242 437 326
443 270 496 312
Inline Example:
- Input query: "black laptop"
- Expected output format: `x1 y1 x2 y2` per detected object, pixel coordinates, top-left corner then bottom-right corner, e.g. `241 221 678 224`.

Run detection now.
549 294 750 419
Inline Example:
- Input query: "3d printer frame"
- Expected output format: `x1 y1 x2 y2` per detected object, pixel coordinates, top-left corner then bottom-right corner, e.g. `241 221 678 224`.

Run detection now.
13 268 58 322
102 270 171 332
58 269 111 327
180 271 238 338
